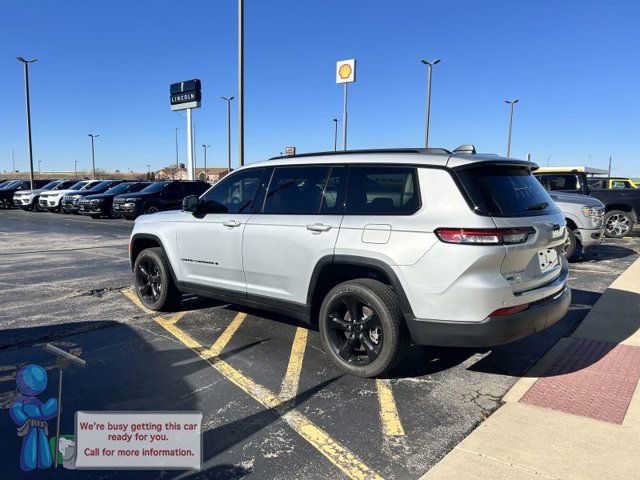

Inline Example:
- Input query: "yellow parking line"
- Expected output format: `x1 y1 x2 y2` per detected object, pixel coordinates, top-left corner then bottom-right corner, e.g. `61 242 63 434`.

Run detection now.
280 327 308 401
202 312 247 359
166 312 186 325
376 379 405 437
122 288 156 315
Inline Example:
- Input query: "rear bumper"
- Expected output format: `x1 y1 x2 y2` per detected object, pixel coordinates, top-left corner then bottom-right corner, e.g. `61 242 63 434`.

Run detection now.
575 227 605 250
405 274 571 348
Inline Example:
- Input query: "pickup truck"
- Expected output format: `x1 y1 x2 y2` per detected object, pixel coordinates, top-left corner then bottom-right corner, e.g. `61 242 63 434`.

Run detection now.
588 177 637 190
535 167 640 238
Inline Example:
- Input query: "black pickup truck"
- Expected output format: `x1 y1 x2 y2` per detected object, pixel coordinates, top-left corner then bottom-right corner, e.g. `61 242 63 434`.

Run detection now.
535 170 640 238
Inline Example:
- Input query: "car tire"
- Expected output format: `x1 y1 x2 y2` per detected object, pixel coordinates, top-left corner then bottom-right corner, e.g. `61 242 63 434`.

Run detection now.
133 247 180 311
319 279 407 378
604 210 634 238
561 227 578 260
90 214 101 219
144 204 160 215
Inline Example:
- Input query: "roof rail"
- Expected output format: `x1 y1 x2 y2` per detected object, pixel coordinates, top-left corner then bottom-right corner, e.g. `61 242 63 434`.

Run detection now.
268 147 451 161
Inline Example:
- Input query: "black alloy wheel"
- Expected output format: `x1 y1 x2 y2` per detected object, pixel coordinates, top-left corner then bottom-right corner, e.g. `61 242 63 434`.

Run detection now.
326 295 383 366
136 256 163 305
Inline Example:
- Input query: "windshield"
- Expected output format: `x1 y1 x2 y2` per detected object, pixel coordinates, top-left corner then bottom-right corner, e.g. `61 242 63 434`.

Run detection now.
139 182 169 194
86 181 113 192
456 165 559 217
41 181 61 190
0 181 19 190
68 181 87 190
104 182 133 195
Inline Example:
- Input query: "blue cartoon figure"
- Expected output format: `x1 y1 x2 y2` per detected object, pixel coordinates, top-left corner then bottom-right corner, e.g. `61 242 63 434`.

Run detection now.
9 364 58 471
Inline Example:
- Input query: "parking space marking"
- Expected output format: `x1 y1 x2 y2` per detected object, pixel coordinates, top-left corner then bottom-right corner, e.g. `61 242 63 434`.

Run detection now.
280 327 308 401
376 379 405 437
202 312 247 359
120 292 382 479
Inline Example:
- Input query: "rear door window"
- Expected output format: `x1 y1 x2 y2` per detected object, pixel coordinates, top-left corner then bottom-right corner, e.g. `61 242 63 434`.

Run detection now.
263 166 330 214
345 166 419 215
457 165 559 217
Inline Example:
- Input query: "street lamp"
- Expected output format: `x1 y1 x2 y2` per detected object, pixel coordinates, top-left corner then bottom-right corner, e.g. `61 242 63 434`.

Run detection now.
420 58 441 148
221 96 234 172
505 99 519 157
17 56 37 189
202 144 211 180
238 0 245 166
88 134 100 179
37 160 42 174
547 154 554 167
74 160 79 179
332 118 339 151
147 164 151 179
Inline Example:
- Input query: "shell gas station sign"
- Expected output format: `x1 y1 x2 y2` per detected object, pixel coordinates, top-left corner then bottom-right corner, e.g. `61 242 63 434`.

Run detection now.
336 59 356 84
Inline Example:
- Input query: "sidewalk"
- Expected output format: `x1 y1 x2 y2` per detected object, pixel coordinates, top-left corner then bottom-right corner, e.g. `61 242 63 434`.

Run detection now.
422 256 640 480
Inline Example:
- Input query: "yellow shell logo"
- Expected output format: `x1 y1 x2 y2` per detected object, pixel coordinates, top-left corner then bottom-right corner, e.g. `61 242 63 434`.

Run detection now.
338 63 352 80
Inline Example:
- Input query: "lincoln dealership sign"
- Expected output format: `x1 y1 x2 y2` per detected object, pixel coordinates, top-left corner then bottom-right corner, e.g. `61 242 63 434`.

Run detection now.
170 79 202 111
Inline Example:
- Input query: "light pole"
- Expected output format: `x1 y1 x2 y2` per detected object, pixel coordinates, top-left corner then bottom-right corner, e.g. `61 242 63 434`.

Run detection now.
420 58 440 148
505 99 519 157
74 160 79 179
147 164 151 179
12 149 16 172
202 144 211 180
175 127 179 169
332 118 339 151
238 0 245 166
221 96 234 172
17 57 37 189
547 154 554 167
38 160 42 174
88 134 99 179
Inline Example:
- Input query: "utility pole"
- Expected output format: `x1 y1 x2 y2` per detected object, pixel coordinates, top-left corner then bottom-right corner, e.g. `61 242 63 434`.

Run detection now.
88 134 99 179
420 58 441 148
221 96 234 172
74 160 79 179
505 99 519 157
608 156 613 177
332 118 339 151
12 149 15 172
38 160 42 174
238 0 245 166
17 57 37 189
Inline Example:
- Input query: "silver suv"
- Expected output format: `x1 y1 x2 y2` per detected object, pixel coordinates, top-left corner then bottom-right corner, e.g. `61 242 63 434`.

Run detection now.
129 147 571 377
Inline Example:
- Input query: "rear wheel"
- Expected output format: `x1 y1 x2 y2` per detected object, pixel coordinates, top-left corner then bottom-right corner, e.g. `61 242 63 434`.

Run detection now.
604 210 634 238
133 247 180 311
319 279 406 377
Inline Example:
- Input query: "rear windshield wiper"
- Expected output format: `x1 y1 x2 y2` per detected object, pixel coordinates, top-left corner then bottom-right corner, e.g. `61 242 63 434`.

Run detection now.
525 202 549 211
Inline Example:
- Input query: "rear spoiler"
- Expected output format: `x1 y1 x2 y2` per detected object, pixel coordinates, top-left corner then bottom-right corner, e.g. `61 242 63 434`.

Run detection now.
450 158 540 172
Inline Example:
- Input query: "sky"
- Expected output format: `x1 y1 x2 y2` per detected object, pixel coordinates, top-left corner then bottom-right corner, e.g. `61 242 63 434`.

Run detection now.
1 0 639 176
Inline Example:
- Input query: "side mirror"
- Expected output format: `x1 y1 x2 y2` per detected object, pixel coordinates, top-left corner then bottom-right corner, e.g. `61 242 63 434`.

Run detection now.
182 195 199 213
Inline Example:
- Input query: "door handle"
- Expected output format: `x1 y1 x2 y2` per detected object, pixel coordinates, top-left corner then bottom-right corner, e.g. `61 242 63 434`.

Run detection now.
306 223 332 232
223 220 242 228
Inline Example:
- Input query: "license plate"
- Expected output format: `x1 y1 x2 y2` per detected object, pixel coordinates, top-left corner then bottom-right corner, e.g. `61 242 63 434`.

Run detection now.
538 248 559 273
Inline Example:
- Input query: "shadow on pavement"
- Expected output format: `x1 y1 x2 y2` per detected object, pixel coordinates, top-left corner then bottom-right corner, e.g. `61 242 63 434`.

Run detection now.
577 244 637 262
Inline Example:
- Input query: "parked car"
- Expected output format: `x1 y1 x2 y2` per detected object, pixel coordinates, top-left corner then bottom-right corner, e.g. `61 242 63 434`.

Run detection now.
588 177 638 189
61 180 124 214
77 181 152 218
0 180 14 189
535 166 640 238
547 192 605 259
13 180 77 211
39 180 102 212
129 147 570 377
113 180 210 220
0 180 52 209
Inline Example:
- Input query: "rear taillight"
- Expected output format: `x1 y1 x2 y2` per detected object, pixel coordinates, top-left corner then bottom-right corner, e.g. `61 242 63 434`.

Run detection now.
434 227 535 245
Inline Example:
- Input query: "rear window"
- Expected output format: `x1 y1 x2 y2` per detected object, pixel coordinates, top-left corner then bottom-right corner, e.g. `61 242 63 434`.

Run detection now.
456 165 559 217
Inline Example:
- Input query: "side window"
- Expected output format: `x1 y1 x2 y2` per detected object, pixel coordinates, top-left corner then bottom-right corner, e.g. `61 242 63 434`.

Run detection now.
611 181 626 189
200 168 265 214
263 166 330 214
185 182 208 195
320 166 346 214
165 182 183 195
345 166 420 215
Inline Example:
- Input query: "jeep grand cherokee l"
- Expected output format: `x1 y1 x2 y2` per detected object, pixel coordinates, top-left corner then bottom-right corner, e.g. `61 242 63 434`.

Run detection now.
77 181 151 218
13 180 76 211
113 180 209 220
61 180 124 214
129 147 570 377
39 180 103 212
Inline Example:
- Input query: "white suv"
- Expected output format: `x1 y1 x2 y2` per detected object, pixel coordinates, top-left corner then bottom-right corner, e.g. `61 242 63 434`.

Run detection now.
129 147 571 377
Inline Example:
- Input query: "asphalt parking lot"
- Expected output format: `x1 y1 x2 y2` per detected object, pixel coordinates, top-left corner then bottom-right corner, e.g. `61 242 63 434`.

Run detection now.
1 208 639 479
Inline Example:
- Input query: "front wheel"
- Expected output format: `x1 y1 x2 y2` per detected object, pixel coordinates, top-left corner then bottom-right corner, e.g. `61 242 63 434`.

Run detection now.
561 227 578 260
133 247 180 311
604 210 634 238
319 279 406 377
144 205 160 215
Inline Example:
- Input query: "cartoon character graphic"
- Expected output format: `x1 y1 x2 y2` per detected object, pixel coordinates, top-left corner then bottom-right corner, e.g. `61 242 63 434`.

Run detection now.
9 364 58 471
